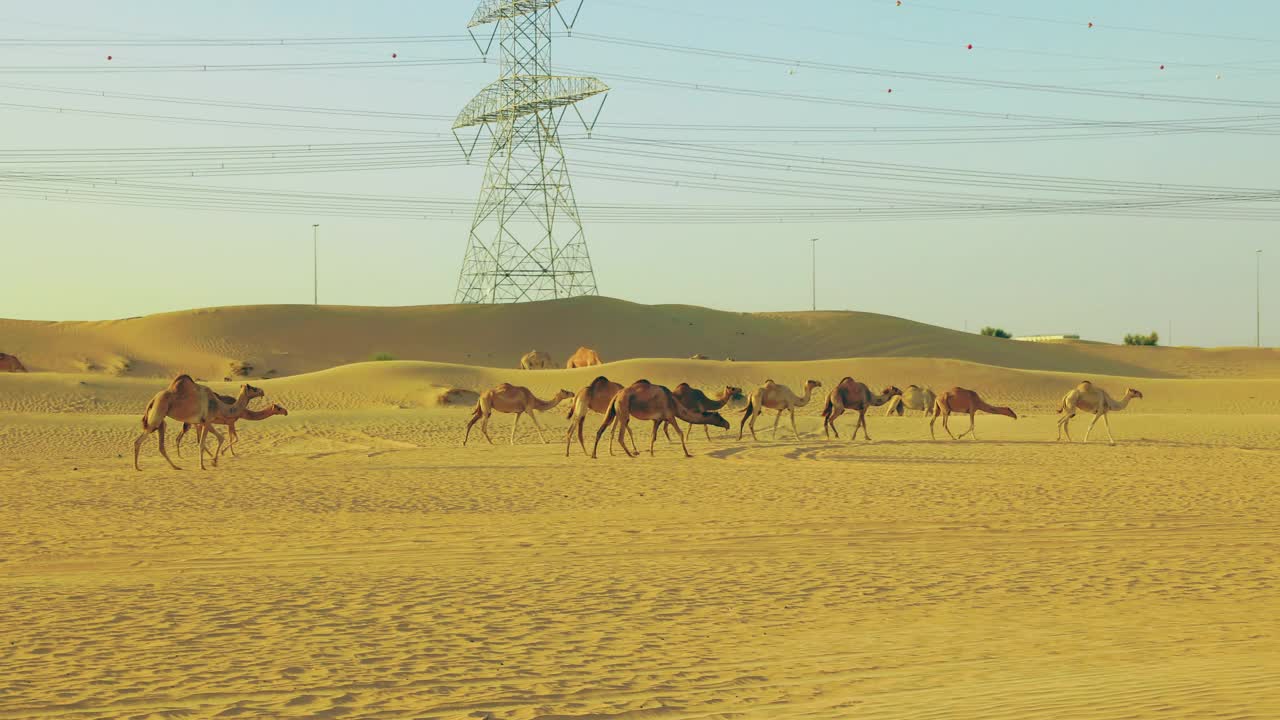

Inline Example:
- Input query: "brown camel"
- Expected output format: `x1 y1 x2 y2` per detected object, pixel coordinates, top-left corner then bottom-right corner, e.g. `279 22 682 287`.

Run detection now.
566 346 603 369
0 352 27 372
520 350 553 370
591 380 730 459
930 387 1017 440
669 383 741 441
176 402 289 459
739 379 822 441
564 376 642 457
464 383 573 446
133 376 264 470
821 378 903 441
1056 381 1143 445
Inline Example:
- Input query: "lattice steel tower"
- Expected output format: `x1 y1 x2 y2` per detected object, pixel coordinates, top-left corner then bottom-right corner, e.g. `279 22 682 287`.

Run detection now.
452 0 608 304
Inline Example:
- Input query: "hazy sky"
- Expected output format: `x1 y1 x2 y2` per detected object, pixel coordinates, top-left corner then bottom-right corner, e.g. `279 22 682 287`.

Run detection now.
0 0 1276 347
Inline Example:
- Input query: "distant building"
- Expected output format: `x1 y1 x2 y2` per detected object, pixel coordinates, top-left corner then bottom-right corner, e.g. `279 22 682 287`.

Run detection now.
1013 334 1080 343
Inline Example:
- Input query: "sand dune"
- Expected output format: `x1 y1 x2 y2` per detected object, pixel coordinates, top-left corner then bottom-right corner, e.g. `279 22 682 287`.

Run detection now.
5 297 1279 380
2 302 1277 719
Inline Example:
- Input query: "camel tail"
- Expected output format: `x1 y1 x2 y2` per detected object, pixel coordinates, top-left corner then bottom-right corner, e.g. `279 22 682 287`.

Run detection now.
740 397 755 419
821 397 833 419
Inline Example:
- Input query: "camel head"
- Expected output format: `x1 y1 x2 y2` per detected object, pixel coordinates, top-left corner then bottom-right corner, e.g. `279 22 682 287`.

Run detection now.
1125 388 1144 400
270 403 289 416
701 410 731 430
553 389 574 403
805 379 823 390
723 385 743 398
241 384 265 401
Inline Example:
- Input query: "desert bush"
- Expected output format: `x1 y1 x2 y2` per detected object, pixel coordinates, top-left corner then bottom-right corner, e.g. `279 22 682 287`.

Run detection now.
372 352 395 361
980 327 1012 339
1123 331 1159 346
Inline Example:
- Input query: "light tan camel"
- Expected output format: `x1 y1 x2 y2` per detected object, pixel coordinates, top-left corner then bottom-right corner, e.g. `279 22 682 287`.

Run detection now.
0 352 27 372
669 383 741 442
133 375 264 470
176 402 289 459
565 375 640 457
930 387 1017 440
884 385 936 417
464 383 572 446
520 350 553 370
821 378 903 441
591 380 730 458
566 346 603 369
738 379 822 441
1056 381 1143 445
690 353 709 360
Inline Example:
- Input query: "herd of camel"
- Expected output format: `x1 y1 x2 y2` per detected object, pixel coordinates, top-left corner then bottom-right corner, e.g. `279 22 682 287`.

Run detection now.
130 345 1143 470
466 348 1146 459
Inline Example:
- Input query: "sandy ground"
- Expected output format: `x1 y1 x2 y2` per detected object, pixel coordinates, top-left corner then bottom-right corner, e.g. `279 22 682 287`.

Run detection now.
1 303 1277 718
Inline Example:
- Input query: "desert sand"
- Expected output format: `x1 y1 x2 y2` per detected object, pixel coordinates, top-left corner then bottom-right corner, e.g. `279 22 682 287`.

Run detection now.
1 299 1277 719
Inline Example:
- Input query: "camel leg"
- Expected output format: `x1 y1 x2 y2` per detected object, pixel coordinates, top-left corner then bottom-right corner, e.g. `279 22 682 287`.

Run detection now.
672 420 692 458
941 413 957 440
463 410 482 446
565 415 577 457
853 410 871 441
957 412 977 440
662 422 673 443
227 424 239 456
591 409 617 459
929 412 937 440
196 425 209 470
703 422 712 442
1056 412 1070 442
618 415 638 458
1103 413 1116 445
1084 413 1102 443
740 402 760 441
212 426 226 465
510 412 522 445
825 406 843 439
528 411 549 444
789 407 801 441
133 428 150 471
154 421 182 470
480 411 496 445
770 409 784 439
174 425 188 458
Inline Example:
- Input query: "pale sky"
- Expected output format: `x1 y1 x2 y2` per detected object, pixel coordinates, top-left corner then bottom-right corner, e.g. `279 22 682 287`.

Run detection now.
0 0 1276 347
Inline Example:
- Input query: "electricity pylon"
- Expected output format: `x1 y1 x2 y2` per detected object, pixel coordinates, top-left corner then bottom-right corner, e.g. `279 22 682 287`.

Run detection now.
452 0 607 304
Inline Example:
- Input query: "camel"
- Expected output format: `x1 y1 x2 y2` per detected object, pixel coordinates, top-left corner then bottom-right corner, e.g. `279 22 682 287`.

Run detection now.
591 380 730 459
884 385 936 417
464 383 573 446
564 375 641 457
175 401 289 459
520 350 553 370
930 387 1017 440
1056 381 1143 445
0 352 27 372
690 353 709 360
821 379 903 441
669 383 741 442
566 346 603 369
133 376 264 470
738 379 822 441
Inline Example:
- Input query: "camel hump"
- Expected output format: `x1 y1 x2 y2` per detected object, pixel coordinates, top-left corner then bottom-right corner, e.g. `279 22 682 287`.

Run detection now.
1077 380 1094 391
674 382 692 392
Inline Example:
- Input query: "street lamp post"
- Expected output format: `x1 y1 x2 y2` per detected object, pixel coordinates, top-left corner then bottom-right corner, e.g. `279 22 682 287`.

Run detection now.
810 238 817 311
313 224 320 306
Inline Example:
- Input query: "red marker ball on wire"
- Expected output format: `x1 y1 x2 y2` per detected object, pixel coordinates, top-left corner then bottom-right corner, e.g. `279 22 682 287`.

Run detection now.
106 55 112 60
967 43 973 50
391 52 397 59
1087 21 1094 29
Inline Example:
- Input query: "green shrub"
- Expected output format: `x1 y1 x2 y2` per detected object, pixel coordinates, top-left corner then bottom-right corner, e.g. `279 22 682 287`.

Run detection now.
371 352 396 361
980 327 1012 339
1123 332 1159 346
